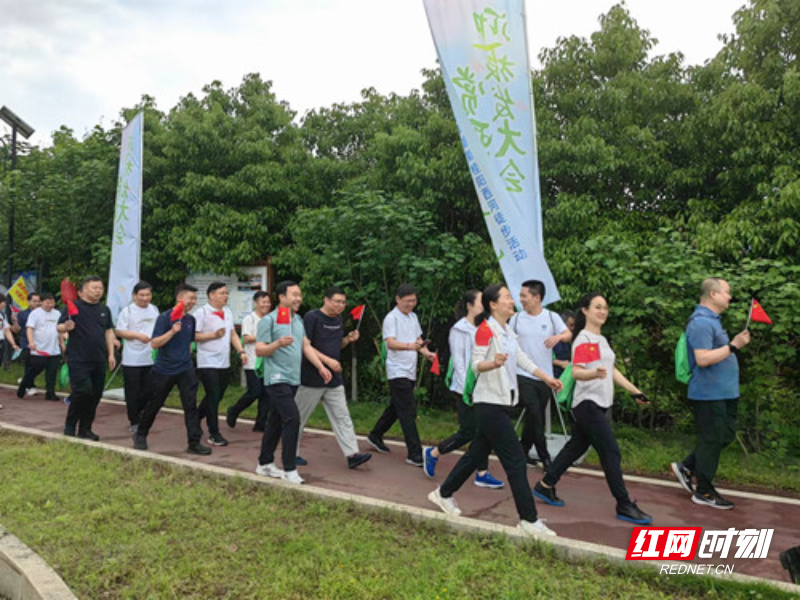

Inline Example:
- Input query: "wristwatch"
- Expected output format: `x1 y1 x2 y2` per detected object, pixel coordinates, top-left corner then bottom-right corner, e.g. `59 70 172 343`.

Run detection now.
728 343 739 355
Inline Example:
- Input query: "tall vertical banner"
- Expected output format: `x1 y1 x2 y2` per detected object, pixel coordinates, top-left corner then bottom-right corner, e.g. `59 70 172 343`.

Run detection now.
108 111 144 320
423 0 559 304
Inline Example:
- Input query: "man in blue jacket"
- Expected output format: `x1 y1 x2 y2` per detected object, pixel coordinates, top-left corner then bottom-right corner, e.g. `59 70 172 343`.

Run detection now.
671 278 750 509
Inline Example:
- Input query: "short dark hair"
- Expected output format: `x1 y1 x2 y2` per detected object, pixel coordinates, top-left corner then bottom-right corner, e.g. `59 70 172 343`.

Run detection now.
325 285 346 299
80 276 103 290
521 280 545 300
133 281 152 295
207 281 228 296
253 291 270 302
396 283 418 299
175 283 198 297
27 292 41 301
276 280 299 299
40 292 55 302
0 293 6 303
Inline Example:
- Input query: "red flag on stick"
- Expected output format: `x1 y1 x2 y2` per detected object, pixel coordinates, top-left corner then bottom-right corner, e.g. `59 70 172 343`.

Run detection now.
170 301 185 322
277 306 291 325
66 301 79 317
749 299 773 325
10 305 20 314
350 305 365 321
430 353 441 376
475 321 493 347
573 343 601 365
60 279 78 303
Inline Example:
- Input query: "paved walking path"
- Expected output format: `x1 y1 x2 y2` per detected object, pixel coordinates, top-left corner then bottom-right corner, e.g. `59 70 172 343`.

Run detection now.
1 386 798 587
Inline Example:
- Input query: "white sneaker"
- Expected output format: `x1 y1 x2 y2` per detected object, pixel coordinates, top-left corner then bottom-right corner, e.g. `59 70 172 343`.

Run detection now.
26 389 37 397
282 470 305 485
518 519 557 537
255 462 284 479
427 487 462 517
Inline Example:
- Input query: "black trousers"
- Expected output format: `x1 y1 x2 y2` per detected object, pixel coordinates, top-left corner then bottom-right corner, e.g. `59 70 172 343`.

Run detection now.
259 384 299 471
198 368 230 436
683 399 738 495
518 377 552 464
19 354 60 398
65 362 105 435
371 378 422 461
138 368 203 443
228 369 269 429
436 392 488 471
441 402 538 523
544 400 629 503
123 365 151 426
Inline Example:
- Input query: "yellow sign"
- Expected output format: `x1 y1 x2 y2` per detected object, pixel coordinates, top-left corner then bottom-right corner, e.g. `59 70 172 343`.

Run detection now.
8 276 29 309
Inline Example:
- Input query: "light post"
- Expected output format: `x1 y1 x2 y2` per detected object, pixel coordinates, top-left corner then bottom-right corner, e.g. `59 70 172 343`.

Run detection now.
0 106 35 288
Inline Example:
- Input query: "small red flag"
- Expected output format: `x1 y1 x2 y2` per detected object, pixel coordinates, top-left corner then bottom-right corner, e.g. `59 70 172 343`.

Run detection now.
573 343 601 364
350 305 365 321
10 305 20 313
277 306 291 325
66 300 79 317
750 299 773 325
212 310 225 320
475 321 493 347
430 353 441 376
60 279 78 303
170 301 185 322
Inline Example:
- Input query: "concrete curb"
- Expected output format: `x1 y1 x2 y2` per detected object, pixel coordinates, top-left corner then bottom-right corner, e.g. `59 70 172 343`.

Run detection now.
0 526 77 600
1 422 798 595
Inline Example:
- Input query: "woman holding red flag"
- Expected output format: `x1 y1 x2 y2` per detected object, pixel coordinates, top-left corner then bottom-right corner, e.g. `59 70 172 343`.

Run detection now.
533 292 653 524
427 284 562 538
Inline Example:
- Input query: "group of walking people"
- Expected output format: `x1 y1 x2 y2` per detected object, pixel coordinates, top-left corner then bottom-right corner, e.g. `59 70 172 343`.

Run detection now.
1 274 750 538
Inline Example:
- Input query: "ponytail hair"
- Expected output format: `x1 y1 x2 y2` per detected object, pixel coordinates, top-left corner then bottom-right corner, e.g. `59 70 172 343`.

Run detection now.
573 292 605 340
475 284 505 327
454 289 481 320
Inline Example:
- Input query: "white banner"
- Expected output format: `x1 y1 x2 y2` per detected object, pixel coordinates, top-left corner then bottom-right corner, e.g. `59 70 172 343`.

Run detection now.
423 0 559 304
108 111 144 320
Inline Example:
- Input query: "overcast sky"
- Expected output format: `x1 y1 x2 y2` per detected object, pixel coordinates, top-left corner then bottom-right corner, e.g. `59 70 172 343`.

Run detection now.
1 0 746 147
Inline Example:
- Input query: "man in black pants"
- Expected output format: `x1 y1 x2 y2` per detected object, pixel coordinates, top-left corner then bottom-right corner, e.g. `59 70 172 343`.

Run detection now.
57 277 116 440
17 293 60 401
509 280 571 468
133 284 210 455
226 291 272 432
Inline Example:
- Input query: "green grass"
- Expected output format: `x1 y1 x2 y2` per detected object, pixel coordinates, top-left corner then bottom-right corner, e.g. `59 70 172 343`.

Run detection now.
3 362 799 494
0 431 793 599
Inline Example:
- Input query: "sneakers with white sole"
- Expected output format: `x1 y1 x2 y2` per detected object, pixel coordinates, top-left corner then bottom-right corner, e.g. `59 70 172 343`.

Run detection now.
282 470 305 485
427 487 462 517
255 462 284 479
518 519 557 537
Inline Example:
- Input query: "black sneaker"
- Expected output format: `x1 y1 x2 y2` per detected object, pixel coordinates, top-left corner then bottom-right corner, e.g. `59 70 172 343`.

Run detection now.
616 500 653 524
226 409 237 429
348 452 372 469
295 456 308 466
187 441 212 455
45 395 60 402
692 491 734 510
63 426 76 437
405 456 424 467
16 386 25 398
252 424 265 433
780 546 800 585
78 431 100 441
533 482 565 507
367 433 390 453
670 461 694 494
208 434 229 447
133 434 148 451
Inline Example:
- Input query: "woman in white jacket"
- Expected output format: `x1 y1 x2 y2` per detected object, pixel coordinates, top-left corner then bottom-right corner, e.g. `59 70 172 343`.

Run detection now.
423 290 504 489
428 285 562 537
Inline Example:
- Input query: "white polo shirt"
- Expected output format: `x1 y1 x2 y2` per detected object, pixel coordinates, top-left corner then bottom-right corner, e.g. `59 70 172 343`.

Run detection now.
509 309 566 380
383 307 422 381
26 307 62 357
116 303 160 366
240 311 263 371
195 304 235 369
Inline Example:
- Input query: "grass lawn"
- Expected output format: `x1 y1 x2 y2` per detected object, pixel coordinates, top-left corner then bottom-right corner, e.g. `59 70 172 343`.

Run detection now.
0 430 793 599
2 362 799 495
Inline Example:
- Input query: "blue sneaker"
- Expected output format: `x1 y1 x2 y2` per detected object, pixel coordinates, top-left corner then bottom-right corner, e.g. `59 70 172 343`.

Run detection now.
423 446 438 479
474 471 505 489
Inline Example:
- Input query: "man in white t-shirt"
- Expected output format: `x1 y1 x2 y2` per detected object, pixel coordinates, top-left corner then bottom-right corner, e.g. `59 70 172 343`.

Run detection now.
509 280 572 469
195 281 247 446
115 281 160 432
368 283 436 466
226 290 271 432
17 292 61 400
